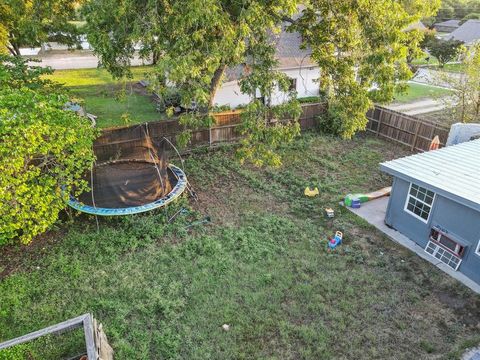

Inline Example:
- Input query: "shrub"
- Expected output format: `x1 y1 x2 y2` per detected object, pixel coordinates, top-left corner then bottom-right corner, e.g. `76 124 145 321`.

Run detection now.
0 88 96 244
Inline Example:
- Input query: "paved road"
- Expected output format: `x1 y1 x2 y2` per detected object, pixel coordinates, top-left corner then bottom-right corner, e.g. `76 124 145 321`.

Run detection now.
28 51 150 70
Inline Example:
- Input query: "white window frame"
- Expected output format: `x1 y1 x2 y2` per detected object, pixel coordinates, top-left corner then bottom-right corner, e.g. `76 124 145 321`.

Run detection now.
404 183 435 223
425 241 462 271
476 240 480 256
430 229 464 257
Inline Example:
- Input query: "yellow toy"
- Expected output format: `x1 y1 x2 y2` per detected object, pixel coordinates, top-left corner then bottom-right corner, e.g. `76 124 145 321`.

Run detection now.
304 187 319 197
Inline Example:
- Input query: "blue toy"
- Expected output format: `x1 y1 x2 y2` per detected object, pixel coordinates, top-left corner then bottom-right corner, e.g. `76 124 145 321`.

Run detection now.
350 198 361 209
328 231 343 250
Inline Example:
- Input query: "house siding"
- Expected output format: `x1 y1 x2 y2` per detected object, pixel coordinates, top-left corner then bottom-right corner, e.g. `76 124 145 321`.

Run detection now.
213 67 320 108
386 177 480 284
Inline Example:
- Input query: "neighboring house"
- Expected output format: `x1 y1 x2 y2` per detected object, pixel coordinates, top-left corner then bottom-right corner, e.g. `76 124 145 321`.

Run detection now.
447 19 480 46
213 28 320 108
434 19 461 33
380 139 480 285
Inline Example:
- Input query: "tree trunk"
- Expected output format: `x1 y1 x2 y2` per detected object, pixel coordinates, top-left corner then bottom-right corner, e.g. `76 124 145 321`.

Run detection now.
152 49 160 65
7 42 21 57
208 63 227 108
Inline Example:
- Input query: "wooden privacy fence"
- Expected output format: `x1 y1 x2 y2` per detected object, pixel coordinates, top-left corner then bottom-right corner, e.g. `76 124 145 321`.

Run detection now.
366 106 450 152
94 103 325 161
94 103 452 160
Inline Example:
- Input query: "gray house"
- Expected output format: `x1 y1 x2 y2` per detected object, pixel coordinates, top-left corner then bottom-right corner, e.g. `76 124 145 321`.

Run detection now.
380 139 480 285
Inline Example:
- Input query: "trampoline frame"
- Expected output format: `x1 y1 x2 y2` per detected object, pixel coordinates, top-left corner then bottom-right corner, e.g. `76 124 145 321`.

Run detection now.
68 164 187 216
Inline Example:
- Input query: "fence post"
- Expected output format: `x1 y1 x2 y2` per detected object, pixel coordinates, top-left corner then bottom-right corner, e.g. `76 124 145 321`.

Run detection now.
376 108 383 136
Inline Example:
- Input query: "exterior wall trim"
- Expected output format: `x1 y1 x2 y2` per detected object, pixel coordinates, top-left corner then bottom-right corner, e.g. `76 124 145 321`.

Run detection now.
403 182 436 224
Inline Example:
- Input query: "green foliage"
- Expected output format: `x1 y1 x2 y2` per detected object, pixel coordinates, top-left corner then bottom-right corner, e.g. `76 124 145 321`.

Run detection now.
0 88 96 244
298 96 322 104
426 38 464 68
0 55 59 92
237 99 301 167
0 345 26 360
434 0 480 23
84 0 299 108
441 43 480 123
0 59 96 244
461 13 480 24
0 0 80 56
419 29 438 50
84 0 440 142
294 0 440 138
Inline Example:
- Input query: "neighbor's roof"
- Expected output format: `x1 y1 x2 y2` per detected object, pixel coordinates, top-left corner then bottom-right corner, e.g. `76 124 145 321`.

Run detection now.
224 26 315 82
434 19 461 28
448 19 480 45
272 27 314 68
381 139 480 212
404 21 427 32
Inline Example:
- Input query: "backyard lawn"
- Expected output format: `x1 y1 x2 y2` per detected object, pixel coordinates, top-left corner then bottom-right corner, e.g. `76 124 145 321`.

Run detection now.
393 82 452 104
44 67 161 128
1 133 479 359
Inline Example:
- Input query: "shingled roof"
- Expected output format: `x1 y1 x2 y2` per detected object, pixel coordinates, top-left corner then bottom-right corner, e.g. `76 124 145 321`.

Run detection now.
435 19 461 28
448 19 480 45
224 27 315 82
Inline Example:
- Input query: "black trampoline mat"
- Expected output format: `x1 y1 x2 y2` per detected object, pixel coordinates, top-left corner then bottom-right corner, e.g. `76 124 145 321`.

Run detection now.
79 161 176 208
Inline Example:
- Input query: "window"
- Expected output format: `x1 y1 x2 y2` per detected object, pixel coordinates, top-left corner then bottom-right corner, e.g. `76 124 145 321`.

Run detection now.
425 228 464 271
288 78 297 92
425 241 462 270
429 229 464 257
404 183 435 222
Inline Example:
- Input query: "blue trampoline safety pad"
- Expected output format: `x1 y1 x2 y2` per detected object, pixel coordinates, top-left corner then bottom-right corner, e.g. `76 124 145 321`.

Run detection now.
68 164 187 216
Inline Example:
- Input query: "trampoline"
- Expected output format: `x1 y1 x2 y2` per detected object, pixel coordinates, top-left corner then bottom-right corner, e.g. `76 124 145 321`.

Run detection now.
68 125 188 216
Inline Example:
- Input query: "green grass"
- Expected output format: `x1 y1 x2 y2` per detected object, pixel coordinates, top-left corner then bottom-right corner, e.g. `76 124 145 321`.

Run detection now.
412 55 440 66
44 67 161 128
412 54 466 74
71 85 162 128
442 63 466 73
1 134 479 359
44 66 151 87
393 83 452 103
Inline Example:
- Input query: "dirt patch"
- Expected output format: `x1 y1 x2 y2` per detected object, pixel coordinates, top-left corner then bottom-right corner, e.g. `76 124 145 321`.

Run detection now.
191 172 288 227
436 291 480 327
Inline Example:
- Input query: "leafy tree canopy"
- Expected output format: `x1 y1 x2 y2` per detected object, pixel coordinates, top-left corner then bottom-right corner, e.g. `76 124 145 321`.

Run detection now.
0 55 61 92
0 0 81 56
426 0 480 25
427 38 464 68
293 0 440 138
440 43 480 123
0 57 96 244
84 0 439 145
460 13 480 24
